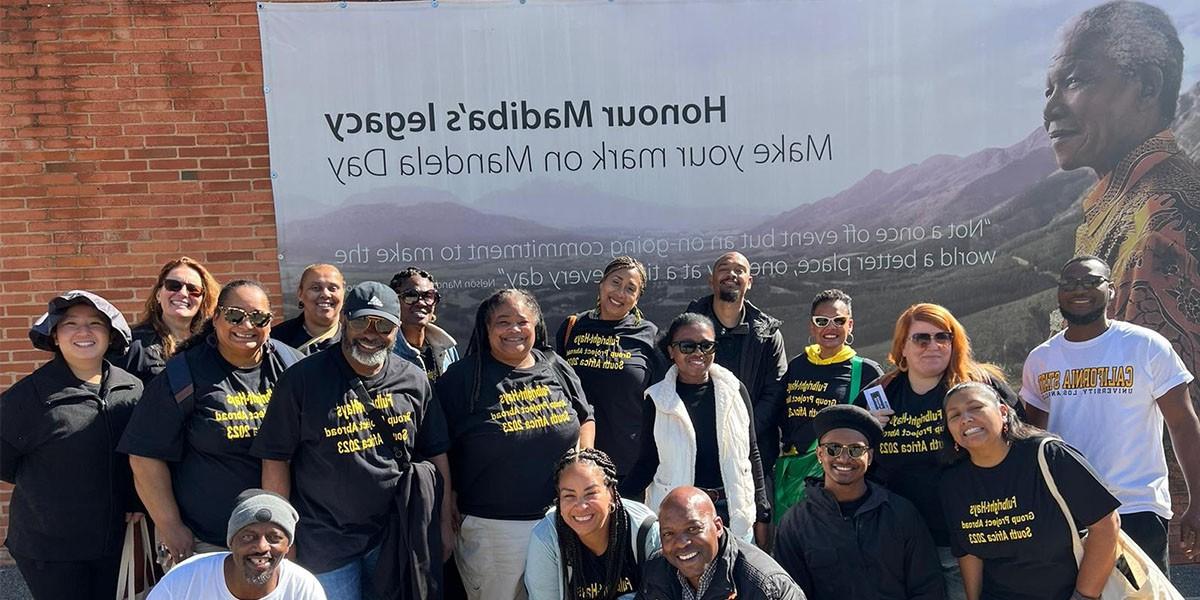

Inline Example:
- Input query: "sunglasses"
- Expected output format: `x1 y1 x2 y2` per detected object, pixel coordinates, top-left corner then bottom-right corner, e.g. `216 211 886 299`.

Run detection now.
217 306 273 328
1057 276 1110 291
910 331 953 348
671 340 717 355
820 443 870 458
163 278 203 298
347 316 398 335
811 315 849 328
399 290 441 306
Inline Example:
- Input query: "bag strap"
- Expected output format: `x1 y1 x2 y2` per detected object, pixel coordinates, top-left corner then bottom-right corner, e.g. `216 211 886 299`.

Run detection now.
116 521 135 600
561 314 579 351
164 353 194 412
1036 437 1086 565
635 513 657 566
847 356 864 408
297 323 339 355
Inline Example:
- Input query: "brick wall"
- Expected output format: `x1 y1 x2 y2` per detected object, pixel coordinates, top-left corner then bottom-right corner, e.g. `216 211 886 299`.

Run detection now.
0 0 280 565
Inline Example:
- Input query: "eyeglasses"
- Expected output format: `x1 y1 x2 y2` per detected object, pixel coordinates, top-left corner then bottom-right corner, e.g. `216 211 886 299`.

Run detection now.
811 315 849 328
217 306 272 328
347 316 397 335
399 290 441 306
163 278 203 298
1057 276 1110 291
820 443 870 458
671 340 717 355
909 331 953 348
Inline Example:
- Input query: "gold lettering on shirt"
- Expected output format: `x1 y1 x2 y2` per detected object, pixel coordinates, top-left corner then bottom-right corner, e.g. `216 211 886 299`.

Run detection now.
878 409 944 455
565 331 631 371
578 577 633 599
221 390 273 439
960 495 1037 545
491 384 573 435
325 392 413 455
784 379 837 419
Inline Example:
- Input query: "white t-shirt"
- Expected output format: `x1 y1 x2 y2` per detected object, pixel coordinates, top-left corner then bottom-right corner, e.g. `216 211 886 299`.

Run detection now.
1021 320 1193 518
148 552 327 600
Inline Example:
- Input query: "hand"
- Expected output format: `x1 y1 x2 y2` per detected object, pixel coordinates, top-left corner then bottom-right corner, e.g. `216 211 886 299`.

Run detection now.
754 522 771 551
869 408 895 427
440 516 457 563
155 520 195 568
448 491 463 532
126 512 144 524
1179 504 1200 559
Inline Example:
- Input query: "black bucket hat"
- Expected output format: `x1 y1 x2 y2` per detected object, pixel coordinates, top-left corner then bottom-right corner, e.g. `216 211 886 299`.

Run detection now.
29 290 132 356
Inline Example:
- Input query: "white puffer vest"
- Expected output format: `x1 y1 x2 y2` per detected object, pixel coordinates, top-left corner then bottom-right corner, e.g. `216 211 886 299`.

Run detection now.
644 363 755 541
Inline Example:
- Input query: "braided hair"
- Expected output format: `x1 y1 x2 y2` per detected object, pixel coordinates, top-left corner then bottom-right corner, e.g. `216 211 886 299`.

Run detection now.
594 256 648 324
463 289 552 411
553 448 634 600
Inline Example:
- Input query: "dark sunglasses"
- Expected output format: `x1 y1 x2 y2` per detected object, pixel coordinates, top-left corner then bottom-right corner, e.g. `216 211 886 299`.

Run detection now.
820 443 870 458
811 315 849 328
347 316 398 335
671 340 717 355
910 331 953 348
218 306 272 328
399 290 441 306
163 278 203 298
1057 276 1110 291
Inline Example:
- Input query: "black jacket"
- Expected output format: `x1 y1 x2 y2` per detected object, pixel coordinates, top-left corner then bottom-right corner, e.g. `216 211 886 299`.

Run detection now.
773 480 944 600
639 534 804 600
110 324 168 384
686 295 787 470
1 357 143 560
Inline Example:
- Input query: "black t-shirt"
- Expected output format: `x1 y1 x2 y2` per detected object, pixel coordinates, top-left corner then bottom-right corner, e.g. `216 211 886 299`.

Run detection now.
778 355 883 454
271 316 342 356
573 541 637 600
436 349 593 520
678 382 722 488
118 340 292 546
853 372 1016 547
251 346 449 572
940 437 1119 600
110 325 168 384
556 311 663 477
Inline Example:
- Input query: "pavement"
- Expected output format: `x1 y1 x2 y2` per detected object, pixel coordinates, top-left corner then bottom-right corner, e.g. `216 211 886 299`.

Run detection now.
3 563 1200 598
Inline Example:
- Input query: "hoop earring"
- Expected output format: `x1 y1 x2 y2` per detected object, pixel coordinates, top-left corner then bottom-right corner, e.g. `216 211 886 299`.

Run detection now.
898 356 908 371
846 333 855 346
297 301 304 310
430 313 437 324
807 335 814 345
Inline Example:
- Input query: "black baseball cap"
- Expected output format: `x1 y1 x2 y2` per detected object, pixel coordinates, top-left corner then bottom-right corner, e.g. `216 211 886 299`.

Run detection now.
342 281 401 327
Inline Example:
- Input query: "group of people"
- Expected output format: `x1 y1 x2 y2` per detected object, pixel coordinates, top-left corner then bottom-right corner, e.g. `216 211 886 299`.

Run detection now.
5 245 1200 600
8 2 1200 598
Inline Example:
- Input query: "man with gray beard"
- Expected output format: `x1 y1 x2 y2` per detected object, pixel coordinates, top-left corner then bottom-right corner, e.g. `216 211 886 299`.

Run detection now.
149 489 326 599
253 282 453 599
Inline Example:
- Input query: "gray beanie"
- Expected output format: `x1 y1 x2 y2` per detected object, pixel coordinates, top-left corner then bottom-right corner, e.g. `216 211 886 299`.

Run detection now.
227 488 298 547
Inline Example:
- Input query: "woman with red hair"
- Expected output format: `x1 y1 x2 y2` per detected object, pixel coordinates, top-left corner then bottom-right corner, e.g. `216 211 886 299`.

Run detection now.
855 303 1019 600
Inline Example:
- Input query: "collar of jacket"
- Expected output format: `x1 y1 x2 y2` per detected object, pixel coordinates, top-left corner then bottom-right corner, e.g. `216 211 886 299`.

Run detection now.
41 355 138 405
688 295 781 339
803 478 888 518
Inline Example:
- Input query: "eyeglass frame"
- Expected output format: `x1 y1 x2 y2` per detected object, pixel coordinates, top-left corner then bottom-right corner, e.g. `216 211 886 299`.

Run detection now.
819 443 870 458
909 331 953 348
216 306 273 328
670 340 718 355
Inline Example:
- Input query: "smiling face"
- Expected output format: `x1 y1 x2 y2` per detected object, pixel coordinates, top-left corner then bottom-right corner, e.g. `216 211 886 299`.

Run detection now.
1043 37 1158 174
659 495 722 587
299 266 344 328
902 319 952 380
229 521 289 588
214 286 272 364
945 387 1009 453
818 427 871 489
669 322 716 385
341 316 398 370
556 462 614 544
598 267 643 321
810 300 853 354
1057 258 1112 326
709 252 752 304
487 296 537 367
53 304 111 367
156 265 205 324
396 275 439 329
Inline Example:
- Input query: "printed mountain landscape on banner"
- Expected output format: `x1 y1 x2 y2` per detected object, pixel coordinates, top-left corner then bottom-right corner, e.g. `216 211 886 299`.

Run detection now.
283 82 1200 375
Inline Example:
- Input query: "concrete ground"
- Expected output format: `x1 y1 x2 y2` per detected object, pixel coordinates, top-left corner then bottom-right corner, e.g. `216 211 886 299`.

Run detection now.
4 563 1200 598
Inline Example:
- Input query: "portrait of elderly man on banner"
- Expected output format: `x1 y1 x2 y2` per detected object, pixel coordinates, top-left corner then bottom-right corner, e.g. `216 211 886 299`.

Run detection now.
1045 0 1200 391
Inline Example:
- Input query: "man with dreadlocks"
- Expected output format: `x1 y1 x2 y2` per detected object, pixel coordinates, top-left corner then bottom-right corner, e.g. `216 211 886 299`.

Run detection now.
525 448 661 600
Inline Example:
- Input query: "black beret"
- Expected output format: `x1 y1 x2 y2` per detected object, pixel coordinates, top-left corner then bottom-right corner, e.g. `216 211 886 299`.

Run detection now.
813 404 883 447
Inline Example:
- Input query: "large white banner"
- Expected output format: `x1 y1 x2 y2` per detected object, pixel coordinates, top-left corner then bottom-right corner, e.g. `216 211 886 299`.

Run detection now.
259 0 1200 368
